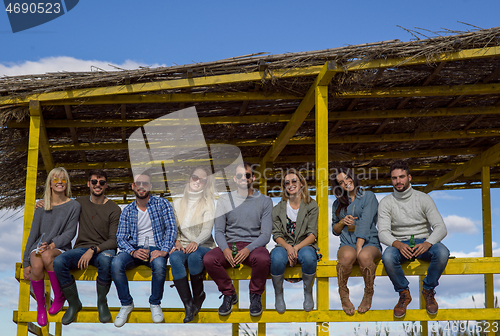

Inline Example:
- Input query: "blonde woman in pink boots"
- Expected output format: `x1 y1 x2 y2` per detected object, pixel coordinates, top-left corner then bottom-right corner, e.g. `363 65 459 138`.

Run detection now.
22 167 80 326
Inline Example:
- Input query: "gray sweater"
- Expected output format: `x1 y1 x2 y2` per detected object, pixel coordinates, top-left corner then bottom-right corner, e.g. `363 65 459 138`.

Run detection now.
214 190 273 252
378 185 447 247
23 200 81 267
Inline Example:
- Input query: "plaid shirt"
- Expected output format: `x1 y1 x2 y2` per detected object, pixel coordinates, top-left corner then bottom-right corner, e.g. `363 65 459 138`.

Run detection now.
117 196 177 254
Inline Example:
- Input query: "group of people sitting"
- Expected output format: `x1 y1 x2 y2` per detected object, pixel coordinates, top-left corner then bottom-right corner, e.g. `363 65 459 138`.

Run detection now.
22 159 449 328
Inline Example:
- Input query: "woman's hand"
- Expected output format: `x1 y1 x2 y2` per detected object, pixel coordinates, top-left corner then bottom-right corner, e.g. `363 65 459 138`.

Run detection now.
23 266 31 280
342 215 358 228
172 240 185 253
285 244 297 266
185 242 198 254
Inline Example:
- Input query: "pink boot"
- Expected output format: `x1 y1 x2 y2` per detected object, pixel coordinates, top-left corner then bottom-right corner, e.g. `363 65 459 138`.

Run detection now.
47 271 65 315
31 279 48 326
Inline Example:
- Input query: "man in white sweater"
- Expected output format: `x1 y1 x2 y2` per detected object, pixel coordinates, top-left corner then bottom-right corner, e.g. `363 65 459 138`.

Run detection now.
378 161 449 318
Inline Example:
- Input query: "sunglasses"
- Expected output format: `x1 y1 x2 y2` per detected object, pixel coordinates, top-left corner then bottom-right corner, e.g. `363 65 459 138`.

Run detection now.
52 177 67 184
134 181 150 187
90 179 106 186
284 178 298 187
235 173 252 180
191 174 207 184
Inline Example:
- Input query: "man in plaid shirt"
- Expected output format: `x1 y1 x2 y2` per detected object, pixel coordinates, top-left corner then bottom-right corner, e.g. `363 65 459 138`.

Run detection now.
111 172 177 327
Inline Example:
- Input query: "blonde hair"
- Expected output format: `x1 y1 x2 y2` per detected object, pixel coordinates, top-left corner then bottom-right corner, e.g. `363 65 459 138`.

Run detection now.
175 167 216 226
44 167 72 211
281 168 312 204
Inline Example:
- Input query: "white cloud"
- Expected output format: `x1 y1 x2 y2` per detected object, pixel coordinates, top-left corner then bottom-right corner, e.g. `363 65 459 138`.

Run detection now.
430 191 463 200
443 215 479 235
450 242 500 258
0 56 166 77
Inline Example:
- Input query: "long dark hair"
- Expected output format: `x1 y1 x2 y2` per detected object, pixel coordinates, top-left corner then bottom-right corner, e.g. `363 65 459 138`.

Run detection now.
331 167 363 216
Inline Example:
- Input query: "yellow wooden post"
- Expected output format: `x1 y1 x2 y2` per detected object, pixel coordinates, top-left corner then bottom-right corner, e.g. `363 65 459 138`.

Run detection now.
419 276 428 335
232 280 240 336
17 101 43 336
481 166 494 336
315 84 329 336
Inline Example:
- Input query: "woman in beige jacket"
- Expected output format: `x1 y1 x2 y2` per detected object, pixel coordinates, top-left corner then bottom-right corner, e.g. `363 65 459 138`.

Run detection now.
270 168 320 313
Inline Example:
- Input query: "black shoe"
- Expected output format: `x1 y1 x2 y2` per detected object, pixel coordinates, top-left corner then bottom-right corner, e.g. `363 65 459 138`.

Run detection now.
249 293 263 317
218 293 238 316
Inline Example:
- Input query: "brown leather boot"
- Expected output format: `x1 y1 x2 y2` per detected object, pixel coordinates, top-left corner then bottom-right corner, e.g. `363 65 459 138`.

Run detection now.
336 262 355 316
422 288 438 315
393 289 412 318
358 264 376 313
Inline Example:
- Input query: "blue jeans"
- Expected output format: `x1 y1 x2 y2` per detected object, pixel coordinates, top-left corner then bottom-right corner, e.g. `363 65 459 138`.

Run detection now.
53 247 115 287
382 239 450 292
169 247 210 280
111 247 167 306
270 245 317 276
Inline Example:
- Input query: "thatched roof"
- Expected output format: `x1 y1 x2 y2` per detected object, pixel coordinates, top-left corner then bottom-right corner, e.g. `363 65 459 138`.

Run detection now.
1 26 500 209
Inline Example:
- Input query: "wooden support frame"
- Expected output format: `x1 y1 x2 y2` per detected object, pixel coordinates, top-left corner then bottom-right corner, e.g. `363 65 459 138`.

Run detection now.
424 141 500 192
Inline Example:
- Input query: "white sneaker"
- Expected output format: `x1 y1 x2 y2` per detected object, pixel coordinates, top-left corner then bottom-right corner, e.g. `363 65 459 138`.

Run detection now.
150 304 164 323
114 304 134 328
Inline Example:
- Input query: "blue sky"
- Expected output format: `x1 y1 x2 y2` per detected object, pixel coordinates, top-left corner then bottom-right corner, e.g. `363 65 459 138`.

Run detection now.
1 0 500 335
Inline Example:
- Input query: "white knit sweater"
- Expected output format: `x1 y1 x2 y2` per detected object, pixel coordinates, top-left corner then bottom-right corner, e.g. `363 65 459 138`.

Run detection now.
173 190 216 249
377 185 447 246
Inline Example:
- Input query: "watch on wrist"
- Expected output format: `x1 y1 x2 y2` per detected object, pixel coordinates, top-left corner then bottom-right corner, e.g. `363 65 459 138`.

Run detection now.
90 246 98 254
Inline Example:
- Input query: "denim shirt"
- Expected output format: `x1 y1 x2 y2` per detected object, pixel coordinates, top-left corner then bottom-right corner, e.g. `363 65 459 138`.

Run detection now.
331 190 381 249
117 196 177 254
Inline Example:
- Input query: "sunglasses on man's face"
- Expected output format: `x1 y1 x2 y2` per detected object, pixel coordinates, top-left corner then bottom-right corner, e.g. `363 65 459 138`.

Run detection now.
284 178 298 187
235 173 252 180
52 177 67 184
134 181 150 187
90 179 106 186
191 175 207 184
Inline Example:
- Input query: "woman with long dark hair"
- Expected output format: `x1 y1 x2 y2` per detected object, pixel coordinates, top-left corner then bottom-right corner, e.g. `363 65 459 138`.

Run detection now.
270 168 320 313
170 167 216 322
22 167 80 326
331 167 381 315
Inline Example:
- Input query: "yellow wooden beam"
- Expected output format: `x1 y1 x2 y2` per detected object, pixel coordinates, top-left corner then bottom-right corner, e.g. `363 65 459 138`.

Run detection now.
13 307 500 324
0 66 323 106
315 83 330 336
29 101 54 173
481 167 495 332
424 142 500 192
10 106 500 130
42 91 301 105
260 61 337 166
3 45 500 106
32 128 499 153
339 82 500 99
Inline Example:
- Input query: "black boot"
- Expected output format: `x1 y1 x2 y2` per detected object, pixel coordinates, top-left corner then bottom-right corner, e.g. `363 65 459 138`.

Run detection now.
96 282 111 323
61 281 82 325
190 272 206 312
173 277 198 323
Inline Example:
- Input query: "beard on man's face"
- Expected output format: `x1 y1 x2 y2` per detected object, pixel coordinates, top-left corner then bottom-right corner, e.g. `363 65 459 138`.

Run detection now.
134 189 150 199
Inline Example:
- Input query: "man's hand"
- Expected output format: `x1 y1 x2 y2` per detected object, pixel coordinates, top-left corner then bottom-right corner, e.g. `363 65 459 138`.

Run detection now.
133 248 149 261
393 241 414 259
35 199 44 209
150 250 167 262
185 242 198 254
223 248 236 267
233 247 250 265
413 241 432 257
23 266 31 280
78 249 94 269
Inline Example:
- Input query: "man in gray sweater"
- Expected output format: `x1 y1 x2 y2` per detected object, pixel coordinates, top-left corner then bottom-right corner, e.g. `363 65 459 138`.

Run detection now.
378 161 449 318
203 161 273 317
